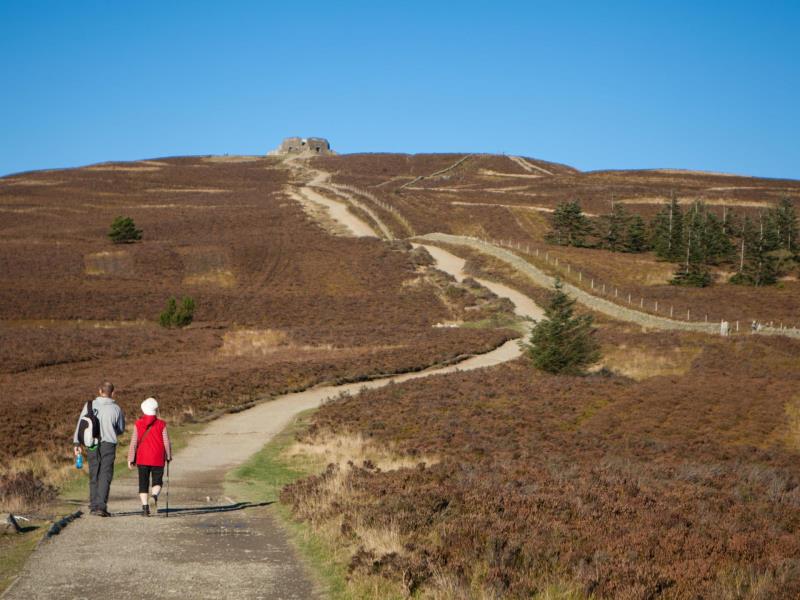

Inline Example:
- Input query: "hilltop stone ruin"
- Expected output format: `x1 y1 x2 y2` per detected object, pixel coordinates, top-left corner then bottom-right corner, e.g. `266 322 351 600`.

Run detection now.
269 137 334 156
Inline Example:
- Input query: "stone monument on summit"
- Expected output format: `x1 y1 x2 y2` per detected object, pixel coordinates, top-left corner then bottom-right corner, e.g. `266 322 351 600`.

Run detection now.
269 137 334 156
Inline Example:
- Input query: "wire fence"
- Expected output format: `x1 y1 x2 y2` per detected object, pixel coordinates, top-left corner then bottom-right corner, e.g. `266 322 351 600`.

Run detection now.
331 183 415 237
472 235 800 339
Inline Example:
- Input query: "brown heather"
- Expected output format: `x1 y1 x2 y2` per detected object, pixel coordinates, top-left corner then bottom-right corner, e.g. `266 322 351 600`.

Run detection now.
283 332 800 598
0 157 513 467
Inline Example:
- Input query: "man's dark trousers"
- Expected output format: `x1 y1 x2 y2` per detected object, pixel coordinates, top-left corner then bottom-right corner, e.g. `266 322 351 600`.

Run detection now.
87 442 116 511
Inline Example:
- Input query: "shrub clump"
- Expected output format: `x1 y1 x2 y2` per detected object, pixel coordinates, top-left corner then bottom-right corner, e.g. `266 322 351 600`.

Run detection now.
108 216 142 244
525 278 600 374
0 470 58 511
159 296 195 328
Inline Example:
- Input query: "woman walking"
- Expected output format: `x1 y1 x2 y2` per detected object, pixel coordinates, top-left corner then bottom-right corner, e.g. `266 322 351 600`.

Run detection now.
127 397 172 516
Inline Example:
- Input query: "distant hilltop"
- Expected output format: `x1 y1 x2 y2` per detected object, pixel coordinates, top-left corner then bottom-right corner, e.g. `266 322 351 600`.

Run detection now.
269 136 335 156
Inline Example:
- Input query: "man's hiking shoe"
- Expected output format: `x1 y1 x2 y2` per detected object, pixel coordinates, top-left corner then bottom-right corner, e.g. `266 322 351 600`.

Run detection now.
142 505 150 517
91 509 110 517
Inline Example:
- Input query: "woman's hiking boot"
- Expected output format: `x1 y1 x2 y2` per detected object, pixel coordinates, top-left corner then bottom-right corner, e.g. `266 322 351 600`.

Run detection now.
141 504 150 517
152 494 159 514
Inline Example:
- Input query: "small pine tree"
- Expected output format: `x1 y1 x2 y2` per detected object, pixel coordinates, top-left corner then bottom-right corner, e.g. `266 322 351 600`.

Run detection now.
159 296 195 328
701 211 735 265
650 195 683 261
769 198 797 254
174 297 195 327
159 298 177 328
546 200 594 247
624 215 648 252
600 204 629 252
730 216 779 286
667 196 685 261
671 203 712 287
108 216 142 244
525 279 600 375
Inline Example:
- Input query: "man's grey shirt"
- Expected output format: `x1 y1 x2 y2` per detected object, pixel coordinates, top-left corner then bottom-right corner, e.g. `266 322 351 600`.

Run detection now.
73 396 126 445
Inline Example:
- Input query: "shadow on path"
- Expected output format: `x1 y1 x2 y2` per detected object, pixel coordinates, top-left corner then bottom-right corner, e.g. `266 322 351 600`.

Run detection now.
110 501 273 518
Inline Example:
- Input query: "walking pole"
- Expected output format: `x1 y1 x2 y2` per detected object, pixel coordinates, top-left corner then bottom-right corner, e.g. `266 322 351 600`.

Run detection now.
165 461 170 518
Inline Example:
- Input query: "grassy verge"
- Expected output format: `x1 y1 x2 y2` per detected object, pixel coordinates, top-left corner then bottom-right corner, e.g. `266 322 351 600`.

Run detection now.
225 410 403 600
461 314 530 335
0 522 47 594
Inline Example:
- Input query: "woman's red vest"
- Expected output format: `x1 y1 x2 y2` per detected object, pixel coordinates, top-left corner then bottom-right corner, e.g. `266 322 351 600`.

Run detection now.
134 416 167 467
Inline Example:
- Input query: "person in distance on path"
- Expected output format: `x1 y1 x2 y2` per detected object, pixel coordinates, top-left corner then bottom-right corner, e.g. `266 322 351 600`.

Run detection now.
72 381 126 517
127 397 172 516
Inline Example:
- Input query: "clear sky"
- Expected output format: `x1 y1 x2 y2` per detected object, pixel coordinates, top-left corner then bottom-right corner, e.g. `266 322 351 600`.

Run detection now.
2 1 798 178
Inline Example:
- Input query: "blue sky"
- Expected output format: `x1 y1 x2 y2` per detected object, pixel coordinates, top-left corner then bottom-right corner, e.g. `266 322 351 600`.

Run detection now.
1 1 798 178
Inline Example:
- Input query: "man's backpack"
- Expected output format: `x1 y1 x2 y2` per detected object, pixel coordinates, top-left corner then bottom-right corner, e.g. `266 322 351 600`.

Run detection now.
78 399 101 448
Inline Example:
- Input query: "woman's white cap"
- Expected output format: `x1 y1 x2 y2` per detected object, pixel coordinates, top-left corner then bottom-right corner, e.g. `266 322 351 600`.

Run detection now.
141 397 159 416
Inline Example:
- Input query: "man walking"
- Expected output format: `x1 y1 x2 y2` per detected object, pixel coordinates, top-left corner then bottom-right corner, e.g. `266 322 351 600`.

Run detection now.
73 381 125 517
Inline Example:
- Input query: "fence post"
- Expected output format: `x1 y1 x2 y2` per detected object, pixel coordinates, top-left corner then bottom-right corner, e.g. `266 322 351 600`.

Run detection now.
555 257 559 266
567 264 571 273
640 298 644 308
591 279 594 289
670 306 674 318
579 271 582 282
736 320 739 332
615 288 618 297
655 301 658 312
602 283 605 293
628 293 631 304
687 309 691 320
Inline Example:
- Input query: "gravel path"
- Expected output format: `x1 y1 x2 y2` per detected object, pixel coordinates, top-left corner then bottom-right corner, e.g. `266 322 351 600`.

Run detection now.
417 233 723 334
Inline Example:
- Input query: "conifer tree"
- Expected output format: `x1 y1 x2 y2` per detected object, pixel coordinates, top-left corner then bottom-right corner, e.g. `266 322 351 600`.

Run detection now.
525 279 600 375
159 296 196 328
108 216 142 244
668 196 685 261
760 210 782 253
722 206 739 238
701 210 735 265
624 215 648 252
651 195 683 261
730 216 779 286
599 203 629 251
771 197 797 254
546 200 594 247
671 202 712 287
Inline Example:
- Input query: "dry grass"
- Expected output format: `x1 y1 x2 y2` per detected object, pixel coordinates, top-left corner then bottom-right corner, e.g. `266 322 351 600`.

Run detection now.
84 250 133 276
287 431 437 474
0 452 70 512
201 155 267 163
85 164 162 172
146 187 230 193
179 247 236 287
183 268 236 287
219 328 290 356
617 196 774 208
601 342 701 380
